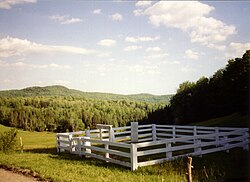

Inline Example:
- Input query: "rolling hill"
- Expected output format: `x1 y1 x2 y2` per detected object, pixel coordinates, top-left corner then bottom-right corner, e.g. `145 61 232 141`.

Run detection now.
0 85 172 104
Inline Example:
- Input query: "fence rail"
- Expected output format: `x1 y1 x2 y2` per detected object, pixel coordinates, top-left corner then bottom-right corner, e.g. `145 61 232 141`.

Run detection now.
57 123 249 170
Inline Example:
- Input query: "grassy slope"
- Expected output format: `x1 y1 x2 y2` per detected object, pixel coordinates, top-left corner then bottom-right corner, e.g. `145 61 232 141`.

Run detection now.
0 125 187 182
191 113 249 128
0 125 55 150
0 113 249 182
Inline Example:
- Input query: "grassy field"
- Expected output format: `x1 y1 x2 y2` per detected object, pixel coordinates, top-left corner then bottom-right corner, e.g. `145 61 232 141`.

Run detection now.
0 122 249 181
191 113 249 128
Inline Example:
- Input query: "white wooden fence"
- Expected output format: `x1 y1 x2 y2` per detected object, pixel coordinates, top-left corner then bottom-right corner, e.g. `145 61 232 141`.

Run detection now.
56 123 249 171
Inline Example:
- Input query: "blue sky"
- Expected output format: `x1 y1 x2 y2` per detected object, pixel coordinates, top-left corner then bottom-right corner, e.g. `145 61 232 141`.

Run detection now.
0 0 249 95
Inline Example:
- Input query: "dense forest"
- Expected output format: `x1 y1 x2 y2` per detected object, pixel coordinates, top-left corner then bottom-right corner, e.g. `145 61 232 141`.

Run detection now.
143 50 250 125
0 96 165 132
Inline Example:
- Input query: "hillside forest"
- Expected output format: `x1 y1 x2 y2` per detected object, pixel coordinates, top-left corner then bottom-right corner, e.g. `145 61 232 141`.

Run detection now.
144 50 250 125
0 97 165 132
0 50 249 132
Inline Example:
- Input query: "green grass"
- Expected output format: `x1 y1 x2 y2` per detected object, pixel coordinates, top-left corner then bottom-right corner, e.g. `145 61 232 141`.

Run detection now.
0 124 249 181
191 113 249 128
0 124 56 150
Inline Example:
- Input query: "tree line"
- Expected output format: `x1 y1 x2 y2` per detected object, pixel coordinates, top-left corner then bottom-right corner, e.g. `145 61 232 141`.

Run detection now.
142 50 250 125
0 96 165 132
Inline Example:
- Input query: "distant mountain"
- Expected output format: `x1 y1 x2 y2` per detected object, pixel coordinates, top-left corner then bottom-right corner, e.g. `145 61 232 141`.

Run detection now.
0 85 172 104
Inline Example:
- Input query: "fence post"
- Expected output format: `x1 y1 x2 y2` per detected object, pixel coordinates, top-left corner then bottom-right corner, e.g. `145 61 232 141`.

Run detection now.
83 136 91 158
69 134 74 153
223 136 229 153
172 125 176 140
77 137 82 156
131 143 138 171
109 127 115 142
243 132 249 151
186 157 193 182
194 139 202 156
99 128 103 140
193 126 197 152
131 122 138 143
193 126 197 135
56 134 60 152
20 137 23 153
215 127 219 147
152 124 157 141
105 144 109 162
166 142 172 158
86 130 90 138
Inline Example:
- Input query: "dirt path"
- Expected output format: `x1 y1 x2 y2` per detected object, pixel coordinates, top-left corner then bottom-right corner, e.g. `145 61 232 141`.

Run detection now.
0 168 38 182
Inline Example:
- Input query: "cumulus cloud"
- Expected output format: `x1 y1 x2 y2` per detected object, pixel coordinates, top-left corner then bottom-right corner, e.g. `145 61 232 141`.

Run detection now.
125 36 159 43
129 64 160 75
0 0 36 9
110 13 123 21
207 44 226 51
0 60 71 70
145 53 168 59
135 1 152 7
92 9 101 15
49 15 82 25
0 37 96 57
224 42 250 59
140 1 236 47
97 39 116 47
185 49 199 60
123 45 142 51
146 47 162 52
133 9 144 16
145 46 168 59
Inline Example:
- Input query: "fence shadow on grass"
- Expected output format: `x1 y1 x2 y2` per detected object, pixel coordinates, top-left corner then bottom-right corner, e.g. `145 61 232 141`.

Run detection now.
24 147 58 155
25 147 129 171
52 153 129 171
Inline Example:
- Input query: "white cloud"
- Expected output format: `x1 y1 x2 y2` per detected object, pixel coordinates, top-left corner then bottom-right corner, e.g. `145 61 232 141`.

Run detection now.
207 44 226 51
49 15 82 25
0 60 71 70
146 47 162 52
110 13 123 21
135 1 152 8
0 0 36 9
125 36 159 43
97 51 112 58
0 37 96 57
159 60 181 65
92 9 101 15
224 42 250 59
142 1 236 47
133 9 143 16
185 49 199 60
124 45 142 51
145 53 168 59
97 39 116 47
129 64 160 75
